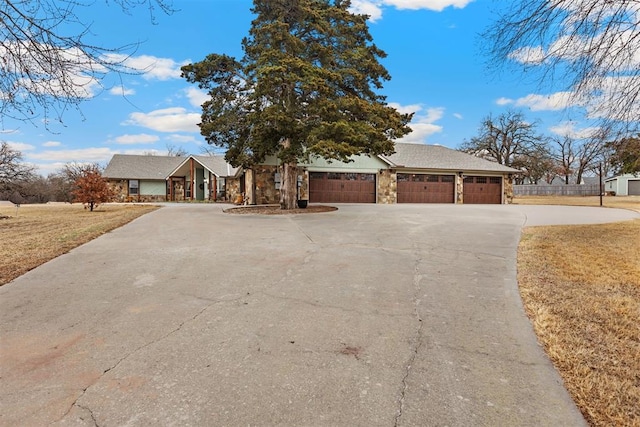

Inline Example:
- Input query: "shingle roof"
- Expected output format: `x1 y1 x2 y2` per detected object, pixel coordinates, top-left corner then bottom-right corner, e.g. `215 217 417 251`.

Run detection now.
103 154 238 180
381 143 521 173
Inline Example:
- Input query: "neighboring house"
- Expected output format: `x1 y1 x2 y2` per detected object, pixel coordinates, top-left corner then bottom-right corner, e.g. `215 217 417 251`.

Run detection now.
604 174 640 196
103 154 240 202
104 144 520 205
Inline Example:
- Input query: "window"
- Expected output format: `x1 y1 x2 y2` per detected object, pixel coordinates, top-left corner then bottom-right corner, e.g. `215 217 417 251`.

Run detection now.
464 177 474 183
476 177 487 184
490 177 501 184
441 175 454 183
129 179 139 195
426 175 439 182
397 174 409 182
310 172 324 180
345 173 358 181
361 174 375 181
328 173 342 180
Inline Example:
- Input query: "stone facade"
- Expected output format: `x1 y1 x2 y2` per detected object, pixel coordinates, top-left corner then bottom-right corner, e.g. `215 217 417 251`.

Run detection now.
108 180 169 202
377 170 397 204
456 175 464 204
226 177 242 204
254 165 280 204
503 177 514 204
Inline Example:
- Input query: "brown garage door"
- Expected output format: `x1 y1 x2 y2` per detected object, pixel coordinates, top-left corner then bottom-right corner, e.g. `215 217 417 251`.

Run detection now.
309 172 376 203
463 176 502 204
629 179 640 195
397 174 455 203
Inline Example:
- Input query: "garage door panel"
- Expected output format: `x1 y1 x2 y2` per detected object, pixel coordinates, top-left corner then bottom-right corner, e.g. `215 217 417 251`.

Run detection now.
397 174 455 203
628 180 640 195
463 176 502 204
309 173 376 203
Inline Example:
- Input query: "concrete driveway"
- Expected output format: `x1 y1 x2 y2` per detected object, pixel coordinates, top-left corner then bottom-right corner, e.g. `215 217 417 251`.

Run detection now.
1 204 638 426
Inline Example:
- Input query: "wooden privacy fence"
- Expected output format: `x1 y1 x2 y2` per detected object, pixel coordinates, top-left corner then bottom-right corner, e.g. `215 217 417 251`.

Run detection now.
514 184 601 196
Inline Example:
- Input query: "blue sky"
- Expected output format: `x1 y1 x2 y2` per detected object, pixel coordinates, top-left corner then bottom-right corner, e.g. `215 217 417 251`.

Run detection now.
4 0 596 176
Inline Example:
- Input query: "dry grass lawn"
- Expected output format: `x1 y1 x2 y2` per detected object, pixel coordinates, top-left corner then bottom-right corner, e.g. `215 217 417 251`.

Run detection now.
517 196 640 426
513 194 640 212
0 203 158 285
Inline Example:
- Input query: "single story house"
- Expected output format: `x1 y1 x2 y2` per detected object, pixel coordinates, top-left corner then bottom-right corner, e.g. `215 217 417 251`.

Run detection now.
103 154 240 202
604 174 640 196
104 143 520 204
245 143 519 205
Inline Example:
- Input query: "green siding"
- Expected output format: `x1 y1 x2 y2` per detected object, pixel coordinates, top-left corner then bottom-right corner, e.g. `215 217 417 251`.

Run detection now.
303 154 387 173
261 154 388 173
140 180 166 196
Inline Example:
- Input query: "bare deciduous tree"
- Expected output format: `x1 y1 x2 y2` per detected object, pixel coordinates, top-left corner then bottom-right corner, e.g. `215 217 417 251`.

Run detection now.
0 0 174 126
552 136 576 184
484 0 640 132
459 110 548 168
0 141 35 188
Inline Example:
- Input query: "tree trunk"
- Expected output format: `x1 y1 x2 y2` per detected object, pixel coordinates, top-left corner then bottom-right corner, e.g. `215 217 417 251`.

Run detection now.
280 161 298 210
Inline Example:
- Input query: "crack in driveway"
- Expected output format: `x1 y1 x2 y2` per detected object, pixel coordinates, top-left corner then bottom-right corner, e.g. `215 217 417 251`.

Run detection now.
394 254 425 427
57 296 228 425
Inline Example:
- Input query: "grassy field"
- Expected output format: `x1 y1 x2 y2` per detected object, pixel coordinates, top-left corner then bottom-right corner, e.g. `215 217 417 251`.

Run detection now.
0 203 158 285
515 195 640 426
512 194 640 212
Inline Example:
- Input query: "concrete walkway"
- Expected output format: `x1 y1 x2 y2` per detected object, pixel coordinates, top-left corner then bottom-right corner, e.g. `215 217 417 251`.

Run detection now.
1 204 637 426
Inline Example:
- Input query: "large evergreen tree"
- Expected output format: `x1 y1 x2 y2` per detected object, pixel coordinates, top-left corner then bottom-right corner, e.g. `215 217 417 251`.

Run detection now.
181 0 412 209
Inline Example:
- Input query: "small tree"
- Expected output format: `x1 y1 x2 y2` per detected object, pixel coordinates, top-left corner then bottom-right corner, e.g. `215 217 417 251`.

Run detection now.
72 169 113 211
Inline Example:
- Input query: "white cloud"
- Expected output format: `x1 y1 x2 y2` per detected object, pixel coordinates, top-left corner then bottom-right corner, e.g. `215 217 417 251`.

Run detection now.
496 92 579 111
384 0 472 11
549 122 601 139
28 147 115 162
350 0 473 21
124 107 200 133
514 92 576 111
453 112 463 119
349 0 384 21
389 103 444 143
6 141 35 152
166 134 198 143
42 141 61 147
185 87 209 108
110 86 135 96
114 134 160 145
104 54 188 80
508 46 546 65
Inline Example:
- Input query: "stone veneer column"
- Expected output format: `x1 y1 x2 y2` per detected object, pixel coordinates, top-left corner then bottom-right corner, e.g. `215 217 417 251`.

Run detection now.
456 175 464 204
298 169 309 201
377 170 397 204
503 175 514 204
245 169 255 205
